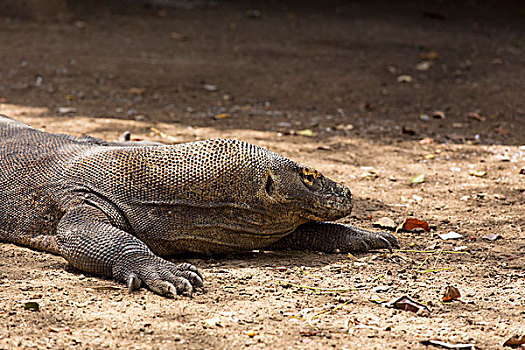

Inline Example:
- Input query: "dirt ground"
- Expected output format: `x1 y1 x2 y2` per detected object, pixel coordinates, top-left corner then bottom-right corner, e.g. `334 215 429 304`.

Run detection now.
0 1 524 349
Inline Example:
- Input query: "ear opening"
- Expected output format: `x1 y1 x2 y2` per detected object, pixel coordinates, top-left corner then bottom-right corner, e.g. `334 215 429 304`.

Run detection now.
265 174 275 197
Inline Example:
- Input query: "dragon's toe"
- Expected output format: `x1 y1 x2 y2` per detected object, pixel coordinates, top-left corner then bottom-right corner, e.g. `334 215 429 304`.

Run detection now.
120 256 204 297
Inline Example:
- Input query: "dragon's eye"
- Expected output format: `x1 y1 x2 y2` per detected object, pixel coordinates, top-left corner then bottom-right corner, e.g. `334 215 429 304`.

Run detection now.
301 168 320 186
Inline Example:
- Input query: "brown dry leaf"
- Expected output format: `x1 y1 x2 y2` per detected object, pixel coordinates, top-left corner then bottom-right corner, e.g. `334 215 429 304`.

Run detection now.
420 51 440 60
482 234 502 241
467 112 486 122
373 217 396 230
23 301 40 311
503 335 525 347
129 87 146 95
469 170 487 177
415 61 431 71
442 285 461 302
402 126 416 135
419 137 434 145
57 107 77 115
203 317 222 328
397 74 413 83
170 32 187 41
420 340 475 349
403 218 430 232
203 84 218 92
432 110 446 119
335 123 354 131
389 296 430 314
360 170 379 180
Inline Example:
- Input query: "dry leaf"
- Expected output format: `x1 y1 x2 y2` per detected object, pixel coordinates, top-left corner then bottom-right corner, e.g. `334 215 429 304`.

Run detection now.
419 137 434 145
296 129 315 137
203 317 222 328
432 110 446 119
360 170 378 179
416 61 431 71
411 174 426 184
397 74 413 83
420 51 440 60
57 107 77 114
438 231 463 240
24 301 39 311
203 84 218 92
503 335 525 347
469 170 487 177
403 218 430 232
129 87 146 95
482 234 502 241
442 286 461 302
420 340 475 349
467 112 486 122
402 126 416 135
373 217 396 230
170 32 187 41
389 296 430 314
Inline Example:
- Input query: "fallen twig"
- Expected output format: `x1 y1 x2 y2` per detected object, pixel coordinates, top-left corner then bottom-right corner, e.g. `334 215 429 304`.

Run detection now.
276 280 368 293
417 267 455 273
395 249 468 254
150 127 179 142
308 299 353 321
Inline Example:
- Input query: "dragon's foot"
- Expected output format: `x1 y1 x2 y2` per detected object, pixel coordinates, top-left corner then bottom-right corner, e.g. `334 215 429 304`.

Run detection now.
346 226 400 252
116 256 204 298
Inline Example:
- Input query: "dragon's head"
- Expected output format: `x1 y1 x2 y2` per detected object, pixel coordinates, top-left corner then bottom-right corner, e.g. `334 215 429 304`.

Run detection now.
263 154 353 222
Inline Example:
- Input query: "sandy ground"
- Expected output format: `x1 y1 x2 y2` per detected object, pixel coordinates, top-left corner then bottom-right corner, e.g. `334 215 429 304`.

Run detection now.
0 1 524 349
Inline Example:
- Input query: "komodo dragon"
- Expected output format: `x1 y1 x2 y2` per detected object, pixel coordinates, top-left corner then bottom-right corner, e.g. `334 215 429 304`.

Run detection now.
0 115 398 297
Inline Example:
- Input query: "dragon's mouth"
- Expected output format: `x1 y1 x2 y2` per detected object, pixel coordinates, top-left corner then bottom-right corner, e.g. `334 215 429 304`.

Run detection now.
293 194 353 222
298 181 353 221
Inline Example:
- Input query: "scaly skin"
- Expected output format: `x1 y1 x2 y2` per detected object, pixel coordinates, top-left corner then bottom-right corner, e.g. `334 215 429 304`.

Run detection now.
0 115 398 297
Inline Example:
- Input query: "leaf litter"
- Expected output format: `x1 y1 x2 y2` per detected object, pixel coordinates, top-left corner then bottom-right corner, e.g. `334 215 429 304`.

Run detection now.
387 296 430 315
442 286 461 302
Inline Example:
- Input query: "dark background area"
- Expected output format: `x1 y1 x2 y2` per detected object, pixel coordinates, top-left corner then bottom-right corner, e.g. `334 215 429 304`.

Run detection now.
0 0 524 145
